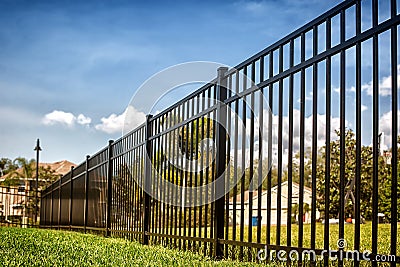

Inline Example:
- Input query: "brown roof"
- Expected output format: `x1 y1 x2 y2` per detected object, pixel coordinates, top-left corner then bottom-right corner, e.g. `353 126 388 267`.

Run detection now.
39 160 76 176
0 160 76 180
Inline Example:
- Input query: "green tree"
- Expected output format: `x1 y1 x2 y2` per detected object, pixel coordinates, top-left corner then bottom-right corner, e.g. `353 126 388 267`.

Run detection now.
11 157 36 179
377 137 400 222
315 129 399 221
0 157 59 187
0 158 18 176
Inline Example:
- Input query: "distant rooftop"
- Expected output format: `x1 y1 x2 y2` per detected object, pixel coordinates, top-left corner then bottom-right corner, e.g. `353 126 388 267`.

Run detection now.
0 160 76 181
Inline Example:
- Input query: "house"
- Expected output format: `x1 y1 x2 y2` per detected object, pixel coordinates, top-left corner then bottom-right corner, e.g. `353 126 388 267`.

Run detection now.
0 160 76 222
0 186 26 219
228 181 320 226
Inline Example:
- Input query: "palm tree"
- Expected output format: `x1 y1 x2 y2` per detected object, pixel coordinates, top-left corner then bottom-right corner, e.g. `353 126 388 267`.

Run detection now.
11 157 36 179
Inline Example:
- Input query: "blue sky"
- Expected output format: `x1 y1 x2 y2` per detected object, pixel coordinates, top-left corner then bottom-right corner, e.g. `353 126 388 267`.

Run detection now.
0 0 397 164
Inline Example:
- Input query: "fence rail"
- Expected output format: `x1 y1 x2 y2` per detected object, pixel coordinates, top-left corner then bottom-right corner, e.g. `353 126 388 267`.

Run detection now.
40 0 400 265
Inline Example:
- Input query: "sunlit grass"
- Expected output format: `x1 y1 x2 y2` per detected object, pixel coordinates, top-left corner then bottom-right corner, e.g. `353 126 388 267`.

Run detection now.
158 222 398 256
0 227 266 267
225 222 399 255
2 223 396 266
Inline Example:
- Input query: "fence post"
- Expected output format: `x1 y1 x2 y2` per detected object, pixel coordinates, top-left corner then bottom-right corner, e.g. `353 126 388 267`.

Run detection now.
143 114 153 245
214 66 228 259
58 178 62 229
39 191 43 227
50 185 53 228
84 155 90 233
106 140 114 237
69 166 74 231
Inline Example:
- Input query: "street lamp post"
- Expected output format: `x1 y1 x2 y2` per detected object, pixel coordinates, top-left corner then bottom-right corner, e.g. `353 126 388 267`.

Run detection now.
34 139 42 224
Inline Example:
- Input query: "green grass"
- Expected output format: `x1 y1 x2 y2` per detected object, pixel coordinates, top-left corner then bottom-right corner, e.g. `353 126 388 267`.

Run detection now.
225 222 400 255
0 227 265 267
1 224 398 266
165 222 399 256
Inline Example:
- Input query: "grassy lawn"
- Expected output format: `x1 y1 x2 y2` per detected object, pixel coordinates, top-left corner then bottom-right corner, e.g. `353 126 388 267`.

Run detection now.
1 224 397 266
225 222 400 255
166 222 399 256
0 227 264 267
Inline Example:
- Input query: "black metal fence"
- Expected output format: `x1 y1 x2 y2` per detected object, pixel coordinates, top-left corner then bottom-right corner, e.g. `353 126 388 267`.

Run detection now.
40 0 400 265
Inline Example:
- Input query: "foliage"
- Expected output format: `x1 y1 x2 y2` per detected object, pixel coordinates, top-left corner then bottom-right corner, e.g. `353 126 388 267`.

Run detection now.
0 158 17 176
376 137 400 222
179 117 214 160
0 157 60 188
315 129 400 221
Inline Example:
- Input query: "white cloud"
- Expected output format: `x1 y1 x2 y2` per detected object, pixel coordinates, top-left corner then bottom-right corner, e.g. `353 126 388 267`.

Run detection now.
42 107 146 134
234 108 344 168
333 86 356 94
296 96 312 103
42 110 78 127
76 114 91 125
361 105 368 112
333 87 340 94
361 65 400 96
379 110 400 149
95 106 146 134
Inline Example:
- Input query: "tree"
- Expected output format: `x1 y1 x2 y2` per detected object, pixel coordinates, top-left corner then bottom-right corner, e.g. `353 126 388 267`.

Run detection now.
377 137 400 222
0 157 59 188
0 158 18 176
11 157 36 179
315 129 399 222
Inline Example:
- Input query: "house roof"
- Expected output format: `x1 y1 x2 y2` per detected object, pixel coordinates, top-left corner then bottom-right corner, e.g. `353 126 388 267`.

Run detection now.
229 190 261 204
229 181 312 204
40 160 76 176
0 160 76 180
254 181 312 201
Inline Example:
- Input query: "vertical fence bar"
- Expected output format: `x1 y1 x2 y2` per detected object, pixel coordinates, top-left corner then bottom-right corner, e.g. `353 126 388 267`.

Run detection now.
210 97 216 258
183 105 189 250
298 32 306 256
84 155 90 233
69 166 74 230
257 58 264 246
287 38 294 249
225 79 232 258
232 70 239 247
266 51 273 263
58 178 61 229
239 71 247 260
324 16 332 267
390 1 398 266
188 99 194 250
311 25 318 256
338 9 346 267
248 90 255 261
106 140 114 237
143 115 153 245
354 1 362 266
39 190 44 227
173 107 179 249
179 104 185 251
371 1 379 265
49 184 53 228
277 46 283 248
214 66 228 259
